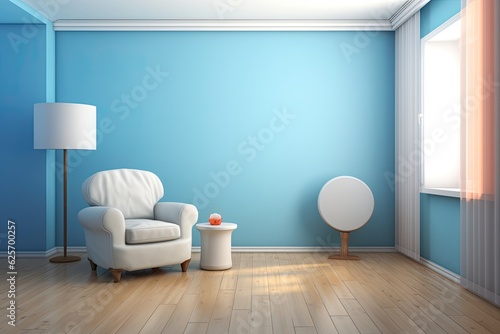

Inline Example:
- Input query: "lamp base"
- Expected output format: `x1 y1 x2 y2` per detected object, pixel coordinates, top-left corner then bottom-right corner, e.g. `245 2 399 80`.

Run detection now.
50 255 81 263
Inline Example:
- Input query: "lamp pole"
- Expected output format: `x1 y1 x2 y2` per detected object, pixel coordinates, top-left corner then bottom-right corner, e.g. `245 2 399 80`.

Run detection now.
50 149 80 263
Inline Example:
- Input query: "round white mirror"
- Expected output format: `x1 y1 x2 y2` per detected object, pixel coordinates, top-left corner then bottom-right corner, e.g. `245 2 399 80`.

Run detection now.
318 176 374 260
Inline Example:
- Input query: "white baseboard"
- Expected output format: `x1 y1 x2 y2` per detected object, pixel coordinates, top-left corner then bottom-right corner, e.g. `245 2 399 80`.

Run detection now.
191 246 396 253
0 246 87 258
1 246 396 257
420 257 460 283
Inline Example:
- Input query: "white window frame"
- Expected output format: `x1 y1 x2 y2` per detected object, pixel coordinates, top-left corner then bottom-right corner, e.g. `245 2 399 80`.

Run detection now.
420 13 461 198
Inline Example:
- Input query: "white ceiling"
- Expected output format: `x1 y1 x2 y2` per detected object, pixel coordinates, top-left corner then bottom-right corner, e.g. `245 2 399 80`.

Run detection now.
20 0 409 21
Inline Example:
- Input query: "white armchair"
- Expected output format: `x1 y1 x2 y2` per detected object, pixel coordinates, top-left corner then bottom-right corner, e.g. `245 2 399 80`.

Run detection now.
78 169 198 282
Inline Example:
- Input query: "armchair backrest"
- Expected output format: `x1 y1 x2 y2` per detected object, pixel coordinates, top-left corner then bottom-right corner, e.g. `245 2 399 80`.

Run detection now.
82 169 164 219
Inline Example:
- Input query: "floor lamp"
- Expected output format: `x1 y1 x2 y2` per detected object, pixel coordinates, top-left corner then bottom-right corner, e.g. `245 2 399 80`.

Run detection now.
34 103 96 263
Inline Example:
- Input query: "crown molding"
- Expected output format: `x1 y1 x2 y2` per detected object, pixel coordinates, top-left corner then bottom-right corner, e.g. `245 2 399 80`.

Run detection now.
51 1 433 32
390 0 431 30
53 19 393 31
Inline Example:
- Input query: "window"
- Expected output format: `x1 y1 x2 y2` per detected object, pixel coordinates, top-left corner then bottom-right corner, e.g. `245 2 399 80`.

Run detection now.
421 15 461 196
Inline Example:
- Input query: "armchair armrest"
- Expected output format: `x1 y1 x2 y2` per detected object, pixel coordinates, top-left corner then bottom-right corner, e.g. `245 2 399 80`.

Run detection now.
78 206 127 269
78 206 126 246
154 202 198 240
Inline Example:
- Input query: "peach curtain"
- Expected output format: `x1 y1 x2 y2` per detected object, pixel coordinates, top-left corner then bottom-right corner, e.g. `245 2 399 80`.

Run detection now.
460 0 499 306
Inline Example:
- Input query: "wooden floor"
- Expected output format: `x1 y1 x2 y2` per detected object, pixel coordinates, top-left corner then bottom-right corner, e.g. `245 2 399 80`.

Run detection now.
2 252 499 334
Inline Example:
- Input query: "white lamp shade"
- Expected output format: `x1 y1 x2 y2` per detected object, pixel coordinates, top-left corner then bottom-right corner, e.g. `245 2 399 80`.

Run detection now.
34 103 96 150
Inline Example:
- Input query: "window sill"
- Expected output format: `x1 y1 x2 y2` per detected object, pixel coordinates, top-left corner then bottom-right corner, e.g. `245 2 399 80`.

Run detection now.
421 187 460 198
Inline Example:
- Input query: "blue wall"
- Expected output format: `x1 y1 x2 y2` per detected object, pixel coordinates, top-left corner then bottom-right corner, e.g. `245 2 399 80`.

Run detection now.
420 194 460 273
2 1 464 253
56 30 395 248
419 0 461 274
0 0 41 24
421 0 461 38
0 23 47 251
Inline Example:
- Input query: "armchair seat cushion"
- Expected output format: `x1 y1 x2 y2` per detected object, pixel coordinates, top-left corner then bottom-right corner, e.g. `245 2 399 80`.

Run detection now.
125 219 180 244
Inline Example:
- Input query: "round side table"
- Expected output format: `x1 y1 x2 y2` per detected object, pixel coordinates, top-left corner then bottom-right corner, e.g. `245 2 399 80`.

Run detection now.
196 222 237 270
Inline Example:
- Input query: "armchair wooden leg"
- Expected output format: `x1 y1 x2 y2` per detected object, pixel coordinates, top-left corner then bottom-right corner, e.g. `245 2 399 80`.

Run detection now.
88 259 97 271
180 259 191 272
110 269 123 283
